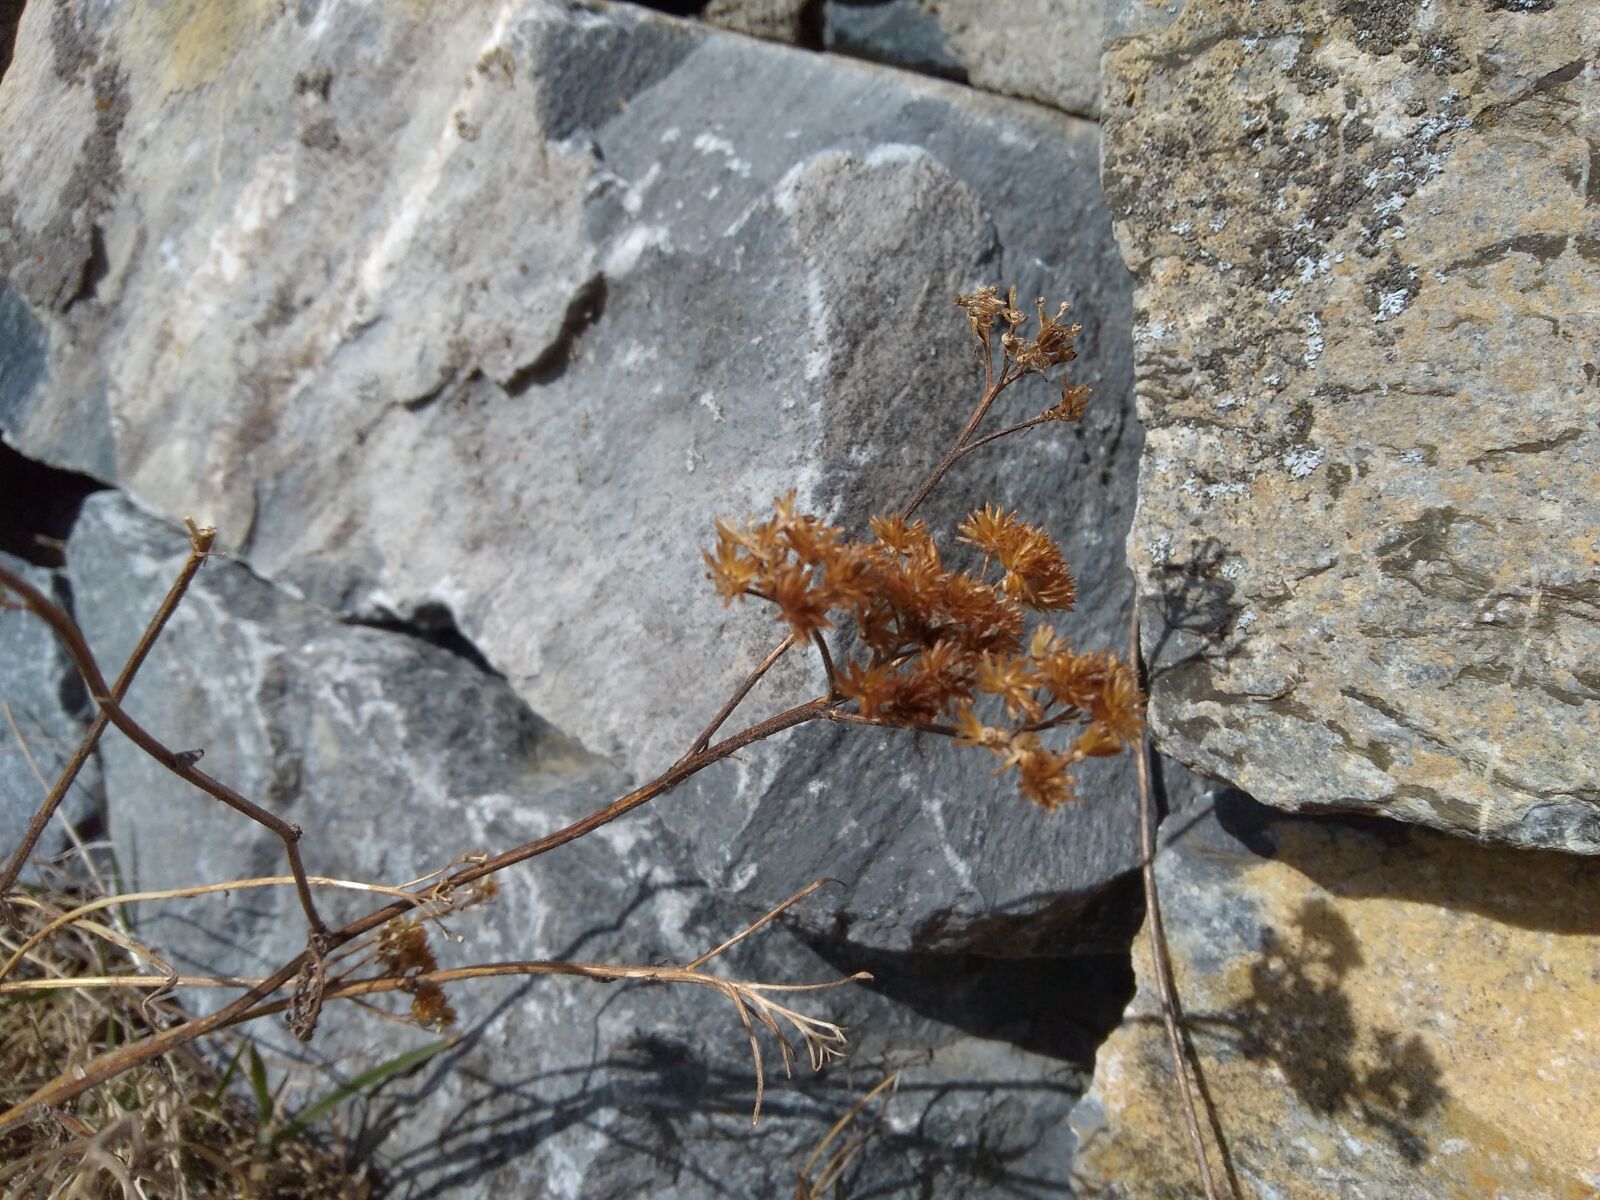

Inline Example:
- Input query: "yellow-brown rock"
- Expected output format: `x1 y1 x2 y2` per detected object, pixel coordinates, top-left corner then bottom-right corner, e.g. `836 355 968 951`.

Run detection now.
1070 793 1600 1197
1104 0 1600 850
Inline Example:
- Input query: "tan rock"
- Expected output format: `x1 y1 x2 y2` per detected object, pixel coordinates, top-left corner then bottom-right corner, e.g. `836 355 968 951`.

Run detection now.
1071 794 1600 1197
1105 1 1600 849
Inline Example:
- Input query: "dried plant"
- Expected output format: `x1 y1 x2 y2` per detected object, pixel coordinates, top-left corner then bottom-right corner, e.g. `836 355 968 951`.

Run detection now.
0 875 375 1199
705 494 1142 809
0 285 1140 1174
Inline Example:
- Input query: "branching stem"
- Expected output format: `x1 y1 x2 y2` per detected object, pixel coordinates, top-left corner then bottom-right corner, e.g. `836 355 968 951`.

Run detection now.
0 695 837 1130
0 525 214 913
0 562 328 938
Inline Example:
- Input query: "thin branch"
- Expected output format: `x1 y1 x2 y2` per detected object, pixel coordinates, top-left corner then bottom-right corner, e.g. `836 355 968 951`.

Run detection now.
0 523 215 910
0 873 430 985
811 631 840 696
821 710 959 739
0 695 837 1130
3 700 116 906
901 377 1006 519
902 352 1024 518
798 1071 899 1197
1 974 264 993
683 879 830 970
682 634 796 759
0 561 328 937
1131 604 1221 1200
946 413 1053 466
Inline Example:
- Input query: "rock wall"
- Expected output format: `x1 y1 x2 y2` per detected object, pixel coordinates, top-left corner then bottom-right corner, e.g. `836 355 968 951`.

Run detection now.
1105 0 1600 850
0 0 1152 957
0 0 1159 1193
2 0 1594 1195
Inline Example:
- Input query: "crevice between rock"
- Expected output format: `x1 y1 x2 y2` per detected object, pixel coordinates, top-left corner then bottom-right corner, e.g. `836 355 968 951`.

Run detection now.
342 601 502 679
0 438 105 568
806 871 1142 1069
0 0 24 86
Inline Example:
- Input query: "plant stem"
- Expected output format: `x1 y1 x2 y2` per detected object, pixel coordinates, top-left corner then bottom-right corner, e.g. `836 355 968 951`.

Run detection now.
0 526 214 911
681 634 795 759
0 563 329 938
1131 606 1223 1200
901 372 1013 519
0 695 836 1131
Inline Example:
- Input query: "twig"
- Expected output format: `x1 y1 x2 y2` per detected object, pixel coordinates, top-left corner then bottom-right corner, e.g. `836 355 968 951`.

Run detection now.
2 700 116 907
0 523 215 911
0 873 432 985
811 631 840 697
1131 604 1220 1200
946 413 1052 466
796 1072 899 1197
683 878 831 969
901 375 1010 519
682 634 796 758
1 974 264 993
0 696 838 1129
821 710 959 738
0 561 328 937
8 891 872 1127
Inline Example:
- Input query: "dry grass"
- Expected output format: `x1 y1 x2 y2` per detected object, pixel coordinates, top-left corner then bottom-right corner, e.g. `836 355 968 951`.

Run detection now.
0 876 378 1200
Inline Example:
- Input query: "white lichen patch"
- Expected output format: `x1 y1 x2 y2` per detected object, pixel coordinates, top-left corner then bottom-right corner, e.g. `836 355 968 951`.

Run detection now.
1372 288 1411 322
1283 446 1325 477
1303 313 1324 366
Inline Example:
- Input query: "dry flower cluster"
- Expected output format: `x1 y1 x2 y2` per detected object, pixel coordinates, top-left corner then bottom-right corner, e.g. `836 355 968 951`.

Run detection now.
374 918 459 1032
704 285 1141 809
705 499 1141 809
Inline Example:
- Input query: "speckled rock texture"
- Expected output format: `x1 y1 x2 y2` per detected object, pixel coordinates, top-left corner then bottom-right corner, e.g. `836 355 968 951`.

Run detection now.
1104 1 1600 851
67 492 1113 1199
1070 791 1600 1198
0 0 1153 954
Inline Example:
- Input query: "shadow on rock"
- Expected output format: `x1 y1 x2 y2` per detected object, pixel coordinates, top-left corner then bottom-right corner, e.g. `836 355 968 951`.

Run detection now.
1215 789 1600 936
1205 897 1446 1165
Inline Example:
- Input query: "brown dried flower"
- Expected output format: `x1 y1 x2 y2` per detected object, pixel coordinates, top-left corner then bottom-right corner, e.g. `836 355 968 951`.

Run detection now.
706 493 1139 808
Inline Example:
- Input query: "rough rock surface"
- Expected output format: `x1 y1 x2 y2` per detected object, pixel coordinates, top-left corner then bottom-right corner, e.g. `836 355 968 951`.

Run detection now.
700 0 808 44
69 492 1119 1198
1070 792 1600 1198
700 0 1104 117
0 0 1149 952
1105 1 1600 850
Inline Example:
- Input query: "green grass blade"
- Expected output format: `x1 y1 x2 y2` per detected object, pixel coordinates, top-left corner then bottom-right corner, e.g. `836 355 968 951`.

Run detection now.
272 1038 454 1146
246 1041 273 1125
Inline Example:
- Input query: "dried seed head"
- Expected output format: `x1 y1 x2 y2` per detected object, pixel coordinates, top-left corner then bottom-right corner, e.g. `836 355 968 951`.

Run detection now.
955 285 1008 338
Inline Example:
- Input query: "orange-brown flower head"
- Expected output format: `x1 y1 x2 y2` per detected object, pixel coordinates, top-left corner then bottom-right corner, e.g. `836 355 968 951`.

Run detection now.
956 505 1076 611
955 285 1008 339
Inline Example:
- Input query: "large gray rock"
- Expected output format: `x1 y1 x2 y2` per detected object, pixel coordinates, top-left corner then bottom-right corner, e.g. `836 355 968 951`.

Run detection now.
1105 1 1600 851
69 492 1108 1198
0 0 1148 952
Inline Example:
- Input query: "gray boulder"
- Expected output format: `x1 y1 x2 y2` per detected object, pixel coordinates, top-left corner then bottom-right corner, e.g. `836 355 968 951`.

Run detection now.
1105 0 1600 851
0 0 1150 953
68 491 1110 1198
